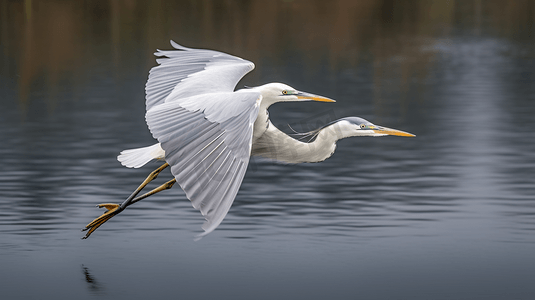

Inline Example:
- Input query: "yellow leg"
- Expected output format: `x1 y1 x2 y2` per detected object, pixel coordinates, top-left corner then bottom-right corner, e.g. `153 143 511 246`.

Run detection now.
81 163 171 239
130 178 176 205
121 162 170 210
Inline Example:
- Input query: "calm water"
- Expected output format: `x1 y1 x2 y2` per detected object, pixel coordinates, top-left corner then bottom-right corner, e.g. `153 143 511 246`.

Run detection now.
1 1 535 299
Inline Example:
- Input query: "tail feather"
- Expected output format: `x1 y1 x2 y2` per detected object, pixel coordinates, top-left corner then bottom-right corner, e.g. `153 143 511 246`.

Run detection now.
117 143 165 168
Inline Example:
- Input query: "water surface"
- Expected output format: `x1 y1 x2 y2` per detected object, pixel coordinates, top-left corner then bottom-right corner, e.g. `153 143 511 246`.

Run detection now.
1 1 535 299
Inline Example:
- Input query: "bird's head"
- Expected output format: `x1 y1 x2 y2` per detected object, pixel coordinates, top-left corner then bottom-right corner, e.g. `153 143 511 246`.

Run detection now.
329 117 415 138
254 83 335 104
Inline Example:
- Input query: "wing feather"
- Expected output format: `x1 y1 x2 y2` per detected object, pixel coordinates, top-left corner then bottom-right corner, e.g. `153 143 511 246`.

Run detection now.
145 40 255 112
145 91 260 237
144 41 260 236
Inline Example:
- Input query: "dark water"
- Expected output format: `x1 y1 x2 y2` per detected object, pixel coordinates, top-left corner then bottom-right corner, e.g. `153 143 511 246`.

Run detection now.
1 1 535 299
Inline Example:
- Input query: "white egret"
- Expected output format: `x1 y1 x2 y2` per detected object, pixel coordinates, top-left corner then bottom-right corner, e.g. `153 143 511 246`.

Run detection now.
82 41 414 239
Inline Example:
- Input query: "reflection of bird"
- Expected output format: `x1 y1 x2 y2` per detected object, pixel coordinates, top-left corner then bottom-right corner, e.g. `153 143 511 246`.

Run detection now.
81 265 104 294
82 41 414 239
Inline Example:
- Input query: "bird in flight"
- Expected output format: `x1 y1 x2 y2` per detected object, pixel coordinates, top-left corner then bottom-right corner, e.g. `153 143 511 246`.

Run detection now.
82 41 414 239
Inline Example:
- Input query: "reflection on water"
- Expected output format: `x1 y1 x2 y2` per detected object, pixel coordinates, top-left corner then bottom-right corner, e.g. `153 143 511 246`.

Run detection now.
81 264 105 295
1 1 535 299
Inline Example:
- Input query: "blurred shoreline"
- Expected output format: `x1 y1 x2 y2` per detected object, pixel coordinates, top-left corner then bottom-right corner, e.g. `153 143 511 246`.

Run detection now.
2 0 533 113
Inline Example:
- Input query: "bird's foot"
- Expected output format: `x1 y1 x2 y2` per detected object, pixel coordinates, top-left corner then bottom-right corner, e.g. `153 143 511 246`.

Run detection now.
81 204 122 239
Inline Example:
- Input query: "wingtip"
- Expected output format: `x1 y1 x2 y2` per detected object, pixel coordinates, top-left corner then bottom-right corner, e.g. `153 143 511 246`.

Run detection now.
170 40 189 50
194 230 210 241
194 221 218 241
153 40 187 53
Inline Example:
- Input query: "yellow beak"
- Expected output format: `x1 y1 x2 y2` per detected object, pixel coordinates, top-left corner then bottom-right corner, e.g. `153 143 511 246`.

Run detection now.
296 91 336 102
372 126 415 137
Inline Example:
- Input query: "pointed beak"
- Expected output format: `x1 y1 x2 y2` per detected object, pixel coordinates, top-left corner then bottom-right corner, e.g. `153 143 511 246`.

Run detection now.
296 91 336 102
372 126 415 137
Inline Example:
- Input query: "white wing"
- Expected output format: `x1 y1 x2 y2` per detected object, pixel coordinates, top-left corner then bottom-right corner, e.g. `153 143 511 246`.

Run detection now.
146 40 255 111
145 42 260 237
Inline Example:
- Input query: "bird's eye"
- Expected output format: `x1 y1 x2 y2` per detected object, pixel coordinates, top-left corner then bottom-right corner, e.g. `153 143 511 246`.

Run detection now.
282 90 288 95
360 124 366 129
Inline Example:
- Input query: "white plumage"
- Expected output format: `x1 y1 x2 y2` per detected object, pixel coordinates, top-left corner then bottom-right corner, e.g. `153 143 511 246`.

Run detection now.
82 41 413 239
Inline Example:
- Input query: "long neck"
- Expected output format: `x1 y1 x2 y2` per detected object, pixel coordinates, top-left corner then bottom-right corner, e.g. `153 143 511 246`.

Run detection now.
251 121 344 164
251 86 283 142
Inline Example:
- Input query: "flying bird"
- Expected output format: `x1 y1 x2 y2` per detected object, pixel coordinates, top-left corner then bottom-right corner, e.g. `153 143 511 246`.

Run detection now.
82 41 414 239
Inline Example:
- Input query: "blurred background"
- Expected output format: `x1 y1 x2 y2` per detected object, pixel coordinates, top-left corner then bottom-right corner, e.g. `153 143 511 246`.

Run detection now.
1 1 534 299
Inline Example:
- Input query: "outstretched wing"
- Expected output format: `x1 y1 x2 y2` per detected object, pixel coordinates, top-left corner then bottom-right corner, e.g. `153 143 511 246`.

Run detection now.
145 42 260 237
145 41 261 235
146 91 260 237
145 40 255 112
